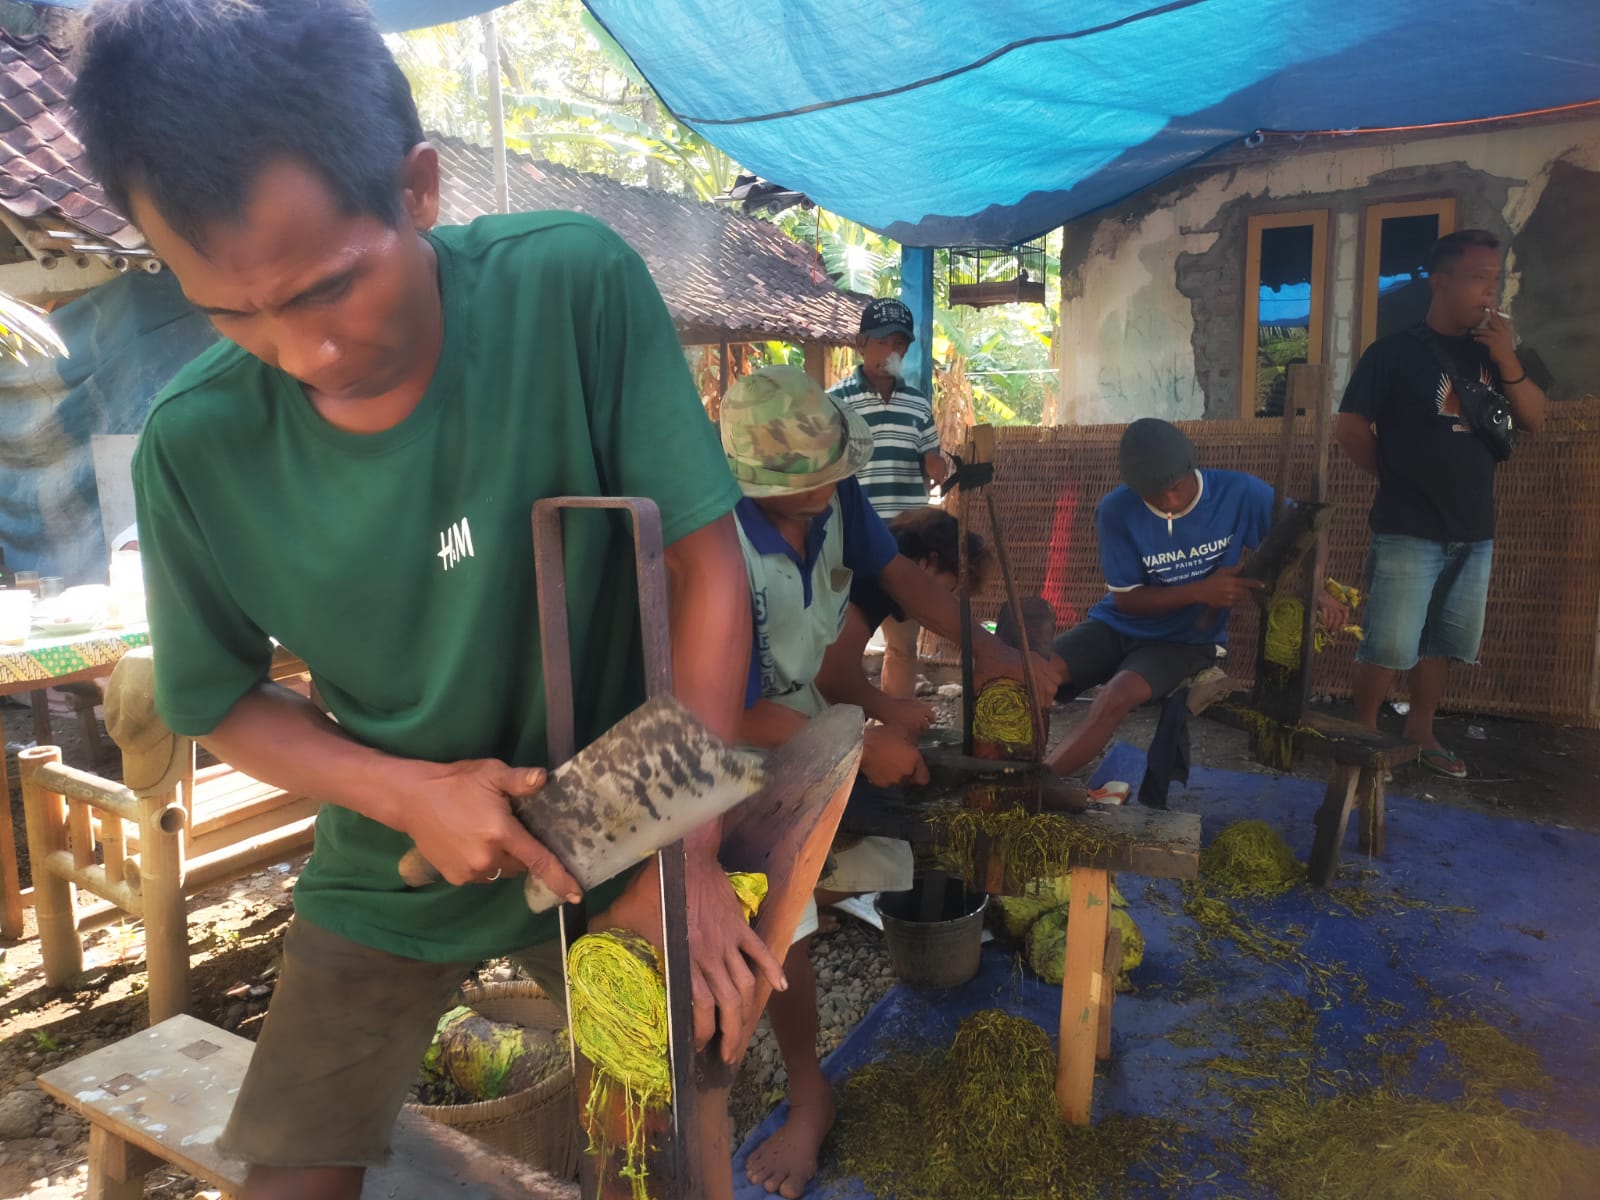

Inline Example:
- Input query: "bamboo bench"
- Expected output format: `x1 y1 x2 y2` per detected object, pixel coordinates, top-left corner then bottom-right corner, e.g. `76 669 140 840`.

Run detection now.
18 647 318 1022
36 1013 577 1200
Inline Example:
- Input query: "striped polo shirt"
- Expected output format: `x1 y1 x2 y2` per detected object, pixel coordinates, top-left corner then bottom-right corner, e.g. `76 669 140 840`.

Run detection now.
829 366 941 518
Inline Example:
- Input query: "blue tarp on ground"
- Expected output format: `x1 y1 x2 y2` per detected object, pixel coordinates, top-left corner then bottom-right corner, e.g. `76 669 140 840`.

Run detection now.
36 2 1600 245
733 742 1600 1198
0 271 216 583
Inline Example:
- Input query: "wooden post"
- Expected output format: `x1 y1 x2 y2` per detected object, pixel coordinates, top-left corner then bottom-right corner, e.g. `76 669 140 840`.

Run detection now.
1056 865 1111 1124
1096 923 1122 1063
688 708 861 1200
957 429 980 755
86 1125 158 1200
1308 763 1360 887
137 782 190 1022
19 746 81 985
0 747 24 939
1254 363 1333 731
1356 766 1387 855
802 340 827 388
1295 364 1333 690
30 688 52 745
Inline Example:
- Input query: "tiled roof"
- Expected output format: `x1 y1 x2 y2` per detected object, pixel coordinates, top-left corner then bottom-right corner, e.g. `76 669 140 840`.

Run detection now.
0 32 143 255
434 134 868 346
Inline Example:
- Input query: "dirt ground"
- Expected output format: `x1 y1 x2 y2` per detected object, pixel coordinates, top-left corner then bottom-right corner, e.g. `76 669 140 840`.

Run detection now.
2 675 1597 1197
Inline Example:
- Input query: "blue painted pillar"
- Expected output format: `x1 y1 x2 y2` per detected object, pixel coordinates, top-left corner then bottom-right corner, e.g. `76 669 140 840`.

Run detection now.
900 245 936 395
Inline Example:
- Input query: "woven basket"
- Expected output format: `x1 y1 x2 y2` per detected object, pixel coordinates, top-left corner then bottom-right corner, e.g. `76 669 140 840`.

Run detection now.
403 980 578 1179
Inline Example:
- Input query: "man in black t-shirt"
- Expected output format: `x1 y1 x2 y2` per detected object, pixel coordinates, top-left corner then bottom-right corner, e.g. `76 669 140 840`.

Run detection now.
1335 229 1549 778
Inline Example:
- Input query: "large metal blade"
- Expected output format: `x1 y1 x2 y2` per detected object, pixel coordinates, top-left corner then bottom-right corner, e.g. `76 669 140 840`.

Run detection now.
396 694 768 909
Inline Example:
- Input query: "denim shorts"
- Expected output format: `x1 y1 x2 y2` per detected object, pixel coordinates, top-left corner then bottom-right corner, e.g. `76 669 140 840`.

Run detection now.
1357 534 1493 671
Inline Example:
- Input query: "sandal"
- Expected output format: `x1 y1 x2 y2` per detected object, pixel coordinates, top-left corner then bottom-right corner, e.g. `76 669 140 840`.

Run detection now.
1088 781 1131 806
1419 747 1468 779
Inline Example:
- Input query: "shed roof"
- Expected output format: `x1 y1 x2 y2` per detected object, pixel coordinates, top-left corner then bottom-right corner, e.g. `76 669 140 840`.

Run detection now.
434 135 868 346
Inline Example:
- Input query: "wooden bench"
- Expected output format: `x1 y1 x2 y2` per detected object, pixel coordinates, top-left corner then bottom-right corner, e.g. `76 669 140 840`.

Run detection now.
36 1013 577 1200
1206 704 1417 885
841 787 1200 1124
17 647 318 1022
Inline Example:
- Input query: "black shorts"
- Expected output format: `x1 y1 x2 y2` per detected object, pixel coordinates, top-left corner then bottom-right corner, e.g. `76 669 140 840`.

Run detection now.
1050 619 1221 704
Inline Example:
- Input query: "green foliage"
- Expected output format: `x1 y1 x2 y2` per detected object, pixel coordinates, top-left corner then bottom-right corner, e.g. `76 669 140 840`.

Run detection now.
390 0 737 199
394 2 1060 427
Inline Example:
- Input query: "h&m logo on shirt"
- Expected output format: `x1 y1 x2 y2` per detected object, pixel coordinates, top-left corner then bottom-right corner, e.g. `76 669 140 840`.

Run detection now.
437 517 475 571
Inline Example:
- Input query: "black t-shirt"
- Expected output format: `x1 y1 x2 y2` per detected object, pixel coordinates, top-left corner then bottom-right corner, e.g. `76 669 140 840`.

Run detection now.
849 573 905 632
1339 324 1502 543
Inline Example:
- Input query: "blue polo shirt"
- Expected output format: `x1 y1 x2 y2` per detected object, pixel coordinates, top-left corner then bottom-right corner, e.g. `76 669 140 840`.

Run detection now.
735 475 898 712
1088 469 1274 645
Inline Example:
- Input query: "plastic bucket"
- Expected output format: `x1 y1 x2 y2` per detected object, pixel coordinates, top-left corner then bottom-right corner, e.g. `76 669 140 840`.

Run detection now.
875 877 988 988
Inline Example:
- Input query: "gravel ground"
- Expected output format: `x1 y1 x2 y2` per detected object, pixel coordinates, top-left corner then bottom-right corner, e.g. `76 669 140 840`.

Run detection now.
6 669 1599 1197
727 916 898 1147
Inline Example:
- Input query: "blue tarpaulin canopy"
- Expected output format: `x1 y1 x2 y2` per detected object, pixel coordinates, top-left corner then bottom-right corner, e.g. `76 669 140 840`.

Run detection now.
32 2 1600 244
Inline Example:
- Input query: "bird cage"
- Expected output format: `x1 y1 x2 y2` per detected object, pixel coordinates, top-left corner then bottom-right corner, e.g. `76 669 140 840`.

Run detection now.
946 239 1048 308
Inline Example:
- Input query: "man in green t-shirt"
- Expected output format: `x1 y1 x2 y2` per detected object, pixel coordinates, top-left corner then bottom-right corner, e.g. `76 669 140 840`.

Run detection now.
71 3 779 1197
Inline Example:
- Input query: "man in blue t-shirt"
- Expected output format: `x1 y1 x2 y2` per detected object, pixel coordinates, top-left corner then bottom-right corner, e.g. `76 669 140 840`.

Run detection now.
1045 419 1341 780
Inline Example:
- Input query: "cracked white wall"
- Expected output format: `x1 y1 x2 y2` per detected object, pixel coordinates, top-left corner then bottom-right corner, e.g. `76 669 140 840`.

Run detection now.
1052 114 1600 425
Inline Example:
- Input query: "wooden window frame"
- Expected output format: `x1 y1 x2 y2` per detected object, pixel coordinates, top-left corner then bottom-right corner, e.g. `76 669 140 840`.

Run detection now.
1241 209 1330 418
1357 197 1458 353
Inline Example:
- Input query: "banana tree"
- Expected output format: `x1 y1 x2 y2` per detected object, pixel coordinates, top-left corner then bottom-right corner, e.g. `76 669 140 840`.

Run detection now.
0 292 67 364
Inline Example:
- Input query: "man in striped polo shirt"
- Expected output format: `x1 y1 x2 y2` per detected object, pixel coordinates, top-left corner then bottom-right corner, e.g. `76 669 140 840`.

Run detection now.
829 297 947 517
830 298 949 697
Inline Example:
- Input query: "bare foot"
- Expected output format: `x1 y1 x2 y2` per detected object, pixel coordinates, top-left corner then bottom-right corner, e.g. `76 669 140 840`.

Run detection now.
745 1090 835 1198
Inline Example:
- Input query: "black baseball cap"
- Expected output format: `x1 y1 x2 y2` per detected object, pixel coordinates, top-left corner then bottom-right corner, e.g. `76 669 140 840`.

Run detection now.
860 297 915 342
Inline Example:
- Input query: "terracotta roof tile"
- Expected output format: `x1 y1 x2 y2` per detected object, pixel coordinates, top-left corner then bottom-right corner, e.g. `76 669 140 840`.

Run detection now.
0 32 141 256
433 134 866 346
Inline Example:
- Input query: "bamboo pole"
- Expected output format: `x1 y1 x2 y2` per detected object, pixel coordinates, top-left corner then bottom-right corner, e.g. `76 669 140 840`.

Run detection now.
137 783 190 1022
33 760 181 831
19 746 82 986
1056 866 1111 1124
39 852 144 916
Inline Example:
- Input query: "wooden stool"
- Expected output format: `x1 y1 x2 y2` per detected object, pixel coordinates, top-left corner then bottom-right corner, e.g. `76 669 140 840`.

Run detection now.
1298 712 1417 886
1206 706 1417 886
841 790 1201 1124
36 1014 577 1200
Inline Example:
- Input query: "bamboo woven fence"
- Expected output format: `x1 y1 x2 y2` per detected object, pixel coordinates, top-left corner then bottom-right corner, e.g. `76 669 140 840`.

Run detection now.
926 400 1600 728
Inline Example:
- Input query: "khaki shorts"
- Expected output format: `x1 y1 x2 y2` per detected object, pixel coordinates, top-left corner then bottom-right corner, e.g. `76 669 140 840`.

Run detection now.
793 834 914 943
217 918 565 1169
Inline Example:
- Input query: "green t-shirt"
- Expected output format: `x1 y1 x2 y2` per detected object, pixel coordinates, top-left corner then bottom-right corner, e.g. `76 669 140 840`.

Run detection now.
132 212 741 961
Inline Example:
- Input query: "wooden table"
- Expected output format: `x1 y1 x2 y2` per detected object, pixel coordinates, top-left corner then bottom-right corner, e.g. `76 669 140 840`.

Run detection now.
841 786 1200 1125
1 624 150 939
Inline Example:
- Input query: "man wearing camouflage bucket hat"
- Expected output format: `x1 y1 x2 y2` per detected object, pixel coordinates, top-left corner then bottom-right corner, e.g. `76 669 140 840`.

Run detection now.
722 365 1064 1198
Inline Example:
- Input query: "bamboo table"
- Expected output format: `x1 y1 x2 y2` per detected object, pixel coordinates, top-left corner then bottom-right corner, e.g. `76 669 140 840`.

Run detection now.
1 624 150 939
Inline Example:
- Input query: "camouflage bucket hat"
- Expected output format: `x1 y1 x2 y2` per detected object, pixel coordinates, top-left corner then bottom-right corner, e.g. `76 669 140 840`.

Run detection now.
720 365 875 497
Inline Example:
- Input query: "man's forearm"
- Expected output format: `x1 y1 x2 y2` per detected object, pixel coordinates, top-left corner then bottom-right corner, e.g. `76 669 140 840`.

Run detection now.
202 684 429 831
665 514 751 745
664 515 752 863
1334 415 1380 477
736 699 810 750
1504 373 1548 433
1110 582 1206 619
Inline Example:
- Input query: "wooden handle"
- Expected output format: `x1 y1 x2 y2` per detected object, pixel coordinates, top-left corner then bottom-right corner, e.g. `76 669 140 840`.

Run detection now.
397 847 441 888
